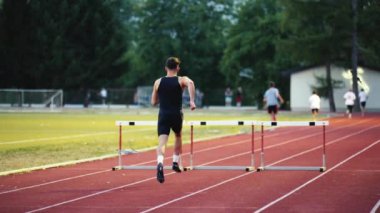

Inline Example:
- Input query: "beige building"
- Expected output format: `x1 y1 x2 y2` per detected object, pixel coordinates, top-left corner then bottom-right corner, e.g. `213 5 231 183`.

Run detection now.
290 65 380 112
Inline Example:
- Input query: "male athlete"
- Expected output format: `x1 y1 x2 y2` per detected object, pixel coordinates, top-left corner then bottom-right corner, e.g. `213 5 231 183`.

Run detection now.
151 57 196 183
263 81 284 122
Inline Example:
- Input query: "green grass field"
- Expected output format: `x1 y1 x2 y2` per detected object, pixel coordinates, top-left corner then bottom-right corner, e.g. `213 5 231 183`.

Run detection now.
0 108 320 174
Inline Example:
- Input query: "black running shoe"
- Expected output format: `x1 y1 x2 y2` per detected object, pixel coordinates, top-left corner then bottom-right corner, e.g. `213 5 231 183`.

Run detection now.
172 162 182 173
157 163 165 183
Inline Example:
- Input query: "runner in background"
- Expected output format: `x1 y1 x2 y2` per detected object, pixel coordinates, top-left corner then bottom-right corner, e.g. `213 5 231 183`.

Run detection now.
263 81 284 122
309 90 321 121
343 88 356 119
358 88 368 117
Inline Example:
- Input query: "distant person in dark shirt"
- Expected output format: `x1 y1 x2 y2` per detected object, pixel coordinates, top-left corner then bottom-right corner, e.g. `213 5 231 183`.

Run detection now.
358 88 368 117
236 87 243 107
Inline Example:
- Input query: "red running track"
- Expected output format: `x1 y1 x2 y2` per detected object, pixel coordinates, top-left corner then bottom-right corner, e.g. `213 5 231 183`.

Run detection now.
0 114 379 212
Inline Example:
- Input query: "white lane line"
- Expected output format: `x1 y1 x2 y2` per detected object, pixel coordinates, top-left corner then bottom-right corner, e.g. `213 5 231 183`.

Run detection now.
4 115 319 177
0 130 280 194
370 199 380 213
140 173 251 213
0 170 108 195
254 139 380 213
0 128 154 145
0 154 117 177
25 176 158 213
26 122 378 212
141 125 380 213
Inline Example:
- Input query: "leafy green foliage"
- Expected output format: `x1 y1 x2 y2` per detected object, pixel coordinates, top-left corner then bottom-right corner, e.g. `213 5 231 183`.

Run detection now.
311 75 344 99
221 0 294 107
0 0 379 106
122 0 235 92
0 0 129 89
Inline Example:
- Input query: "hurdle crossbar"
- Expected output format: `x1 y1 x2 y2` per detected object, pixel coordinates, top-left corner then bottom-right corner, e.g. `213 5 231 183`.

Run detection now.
184 120 256 172
256 121 328 172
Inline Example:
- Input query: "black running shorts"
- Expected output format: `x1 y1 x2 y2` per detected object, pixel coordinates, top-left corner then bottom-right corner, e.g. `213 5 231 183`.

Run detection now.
157 112 183 136
267 105 278 114
311 108 319 113
347 105 354 113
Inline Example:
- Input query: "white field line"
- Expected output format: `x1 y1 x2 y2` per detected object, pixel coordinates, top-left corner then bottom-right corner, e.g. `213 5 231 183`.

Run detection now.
254 139 380 213
25 122 377 213
0 129 286 192
2 118 354 190
0 128 154 145
0 154 117 177
140 125 380 213
0 116 350 183
0 117 361 189
0 117 346 145
188 118 370 165
0 132 242 177
0 170 108 195
370 199 380 213
0 127 295 176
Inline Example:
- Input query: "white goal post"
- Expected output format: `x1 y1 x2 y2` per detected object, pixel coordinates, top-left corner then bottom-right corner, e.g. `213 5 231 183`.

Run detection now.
0 89 64 108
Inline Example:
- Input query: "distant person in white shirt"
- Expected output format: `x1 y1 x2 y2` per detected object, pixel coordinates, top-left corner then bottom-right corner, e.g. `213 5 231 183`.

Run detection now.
309 90 321 121
100 88 107 105
343 89 356 119
263 82 284 122
358 89 368 116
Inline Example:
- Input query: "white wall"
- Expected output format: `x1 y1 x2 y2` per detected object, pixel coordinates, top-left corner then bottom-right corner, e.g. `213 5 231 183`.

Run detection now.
290 66 380 112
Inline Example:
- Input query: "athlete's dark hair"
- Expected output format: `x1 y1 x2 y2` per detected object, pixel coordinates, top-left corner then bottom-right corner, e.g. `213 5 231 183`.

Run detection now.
269 81 275 87
165 57 181 70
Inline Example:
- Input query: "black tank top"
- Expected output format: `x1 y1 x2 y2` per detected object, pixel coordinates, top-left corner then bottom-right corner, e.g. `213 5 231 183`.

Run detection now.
158 76 182 114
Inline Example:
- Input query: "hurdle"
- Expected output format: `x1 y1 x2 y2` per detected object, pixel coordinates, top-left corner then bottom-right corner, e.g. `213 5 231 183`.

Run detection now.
184 121 256 172
112 121 180 171
256 121 329 172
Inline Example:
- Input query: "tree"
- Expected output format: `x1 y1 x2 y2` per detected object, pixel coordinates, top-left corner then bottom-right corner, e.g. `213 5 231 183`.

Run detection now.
0 0 129 89
221 0 293 107
122 0 235 94
280 0 380 112
0 0 35 88
358 0 380 68
279 0 355 112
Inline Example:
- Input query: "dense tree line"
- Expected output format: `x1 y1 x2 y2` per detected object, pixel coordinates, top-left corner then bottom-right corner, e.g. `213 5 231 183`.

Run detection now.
0 0 379 108
0 0 129 89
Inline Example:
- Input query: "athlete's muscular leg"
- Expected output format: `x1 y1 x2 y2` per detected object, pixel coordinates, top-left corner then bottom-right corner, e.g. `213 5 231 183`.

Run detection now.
157 134 169 156
174 132 182 156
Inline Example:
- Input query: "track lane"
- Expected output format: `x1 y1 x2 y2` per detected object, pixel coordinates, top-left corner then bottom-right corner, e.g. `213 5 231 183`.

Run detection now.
0 116 378 212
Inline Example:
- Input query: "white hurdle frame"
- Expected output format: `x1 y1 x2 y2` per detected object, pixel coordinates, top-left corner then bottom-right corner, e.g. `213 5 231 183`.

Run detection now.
112 121 178 171
256 121 329 172
184 121 256 172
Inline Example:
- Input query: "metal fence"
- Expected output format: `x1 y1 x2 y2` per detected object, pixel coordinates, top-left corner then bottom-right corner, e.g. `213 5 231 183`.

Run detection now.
0 88 258 108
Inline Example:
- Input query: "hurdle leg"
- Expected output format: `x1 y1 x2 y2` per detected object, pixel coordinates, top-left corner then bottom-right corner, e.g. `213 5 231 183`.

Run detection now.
184 125 194 171
112 125 123 171
321 125 327 172
246 125 255 172
258 124 265 171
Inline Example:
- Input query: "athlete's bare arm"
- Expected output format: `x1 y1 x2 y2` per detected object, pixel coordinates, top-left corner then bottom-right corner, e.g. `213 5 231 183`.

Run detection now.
277 94 284 104
151 79 160 106
180 76 196 110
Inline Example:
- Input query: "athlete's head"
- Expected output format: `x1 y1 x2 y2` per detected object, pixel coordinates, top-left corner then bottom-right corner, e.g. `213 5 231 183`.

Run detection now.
269 81 275 87
165 57 181 71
